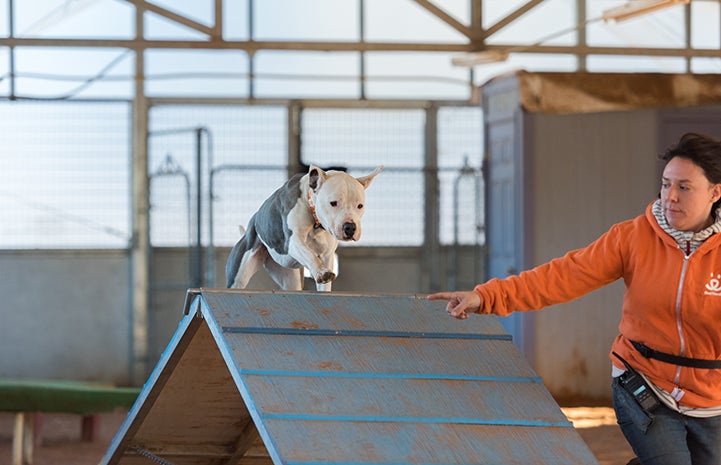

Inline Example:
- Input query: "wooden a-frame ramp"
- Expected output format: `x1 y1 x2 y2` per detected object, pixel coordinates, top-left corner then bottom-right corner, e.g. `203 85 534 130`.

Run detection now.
101 289 599 465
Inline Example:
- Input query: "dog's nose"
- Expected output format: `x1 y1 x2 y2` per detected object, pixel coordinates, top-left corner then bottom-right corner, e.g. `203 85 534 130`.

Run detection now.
342 222 356 239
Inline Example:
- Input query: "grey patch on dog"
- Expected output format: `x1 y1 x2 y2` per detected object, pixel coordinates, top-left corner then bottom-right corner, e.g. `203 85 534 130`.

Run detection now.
225 174 301 288
254 174 302 256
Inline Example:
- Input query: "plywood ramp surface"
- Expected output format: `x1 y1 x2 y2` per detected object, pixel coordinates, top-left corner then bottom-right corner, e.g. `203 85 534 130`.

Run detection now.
102 290 599 465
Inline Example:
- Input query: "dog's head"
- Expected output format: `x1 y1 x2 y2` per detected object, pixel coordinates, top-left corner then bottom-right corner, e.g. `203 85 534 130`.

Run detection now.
307 165 383 241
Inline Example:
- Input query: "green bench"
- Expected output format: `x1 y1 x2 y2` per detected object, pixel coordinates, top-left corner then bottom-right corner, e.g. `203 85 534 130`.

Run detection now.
0 379 140 465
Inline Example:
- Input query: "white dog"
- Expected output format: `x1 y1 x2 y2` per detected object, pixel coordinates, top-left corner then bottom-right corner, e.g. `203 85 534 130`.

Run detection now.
225 165 383 291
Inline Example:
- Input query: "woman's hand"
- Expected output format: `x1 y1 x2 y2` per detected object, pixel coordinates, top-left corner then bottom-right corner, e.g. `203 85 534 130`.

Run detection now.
427 291 481 320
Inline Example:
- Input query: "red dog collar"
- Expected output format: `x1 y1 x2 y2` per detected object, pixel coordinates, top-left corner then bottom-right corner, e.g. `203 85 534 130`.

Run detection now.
307 190 323 229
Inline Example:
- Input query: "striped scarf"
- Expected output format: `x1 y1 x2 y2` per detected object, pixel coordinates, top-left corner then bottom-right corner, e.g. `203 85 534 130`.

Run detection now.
652 199 721 255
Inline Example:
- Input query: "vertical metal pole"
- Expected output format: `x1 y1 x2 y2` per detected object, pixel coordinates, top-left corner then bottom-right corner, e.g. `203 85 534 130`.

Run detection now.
469 0 482 104
450 158 482 291
577 0 587 71
684 2 691 73
248 0 255 98
288 103 302 177
130 5 150 385
287 103 304 286
194 128 203 287
8 0 15 99
474 168 483 284
205 129 216 287
450 172 460 291
359 0 366 99
423 105 440 292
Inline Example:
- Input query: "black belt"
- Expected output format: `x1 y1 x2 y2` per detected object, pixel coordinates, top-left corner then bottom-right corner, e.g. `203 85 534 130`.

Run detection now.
631 340 721 369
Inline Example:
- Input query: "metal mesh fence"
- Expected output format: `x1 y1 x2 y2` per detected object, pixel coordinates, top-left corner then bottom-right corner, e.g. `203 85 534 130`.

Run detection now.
148 104 287 248
0 101 130 248
0 101 482 249
438 107 484 246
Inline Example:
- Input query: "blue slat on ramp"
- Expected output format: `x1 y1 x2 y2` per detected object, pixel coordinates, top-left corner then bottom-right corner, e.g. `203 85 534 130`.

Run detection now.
102 289 599 465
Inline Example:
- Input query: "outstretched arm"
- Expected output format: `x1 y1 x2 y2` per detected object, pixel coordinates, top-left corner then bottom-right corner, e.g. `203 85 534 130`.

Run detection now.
429 223 626 319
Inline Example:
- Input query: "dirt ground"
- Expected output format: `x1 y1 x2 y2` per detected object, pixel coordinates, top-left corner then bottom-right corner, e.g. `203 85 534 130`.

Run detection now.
0 407 634 465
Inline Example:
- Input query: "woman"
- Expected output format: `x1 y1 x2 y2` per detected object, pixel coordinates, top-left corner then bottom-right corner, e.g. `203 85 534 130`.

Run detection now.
429 132 721 465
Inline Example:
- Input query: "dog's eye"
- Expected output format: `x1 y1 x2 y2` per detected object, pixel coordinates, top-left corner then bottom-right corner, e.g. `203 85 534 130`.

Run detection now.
330 201 338 207
358 204 363 210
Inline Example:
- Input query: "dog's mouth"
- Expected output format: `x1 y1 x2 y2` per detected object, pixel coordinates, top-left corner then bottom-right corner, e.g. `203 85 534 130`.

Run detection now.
338 232 357 241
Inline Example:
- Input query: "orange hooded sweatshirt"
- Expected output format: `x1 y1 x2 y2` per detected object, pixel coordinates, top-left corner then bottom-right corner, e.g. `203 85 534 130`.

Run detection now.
474 201 721 408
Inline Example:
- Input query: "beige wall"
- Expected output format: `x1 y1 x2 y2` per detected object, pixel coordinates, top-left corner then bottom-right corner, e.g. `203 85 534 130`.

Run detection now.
0 250 132 384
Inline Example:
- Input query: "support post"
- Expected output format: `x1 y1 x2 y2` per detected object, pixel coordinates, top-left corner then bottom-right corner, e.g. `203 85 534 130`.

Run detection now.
130 4 150 385
422 104 440 292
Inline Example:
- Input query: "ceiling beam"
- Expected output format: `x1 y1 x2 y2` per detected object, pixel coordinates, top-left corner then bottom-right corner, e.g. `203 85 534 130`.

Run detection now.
483 0 546 38
410 0 476 40
1 36 716 59
122 0 215 37
0 37 474 52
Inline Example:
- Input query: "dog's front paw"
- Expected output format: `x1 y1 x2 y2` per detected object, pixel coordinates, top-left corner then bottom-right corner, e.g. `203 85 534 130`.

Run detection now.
316 271 336 284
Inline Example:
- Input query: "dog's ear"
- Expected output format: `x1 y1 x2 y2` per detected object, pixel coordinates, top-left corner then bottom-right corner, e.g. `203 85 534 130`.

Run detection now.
308 164 327 190
356 165 384 189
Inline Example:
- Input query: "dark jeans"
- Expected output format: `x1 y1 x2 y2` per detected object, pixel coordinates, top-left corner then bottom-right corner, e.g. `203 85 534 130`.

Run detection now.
612 377 721 465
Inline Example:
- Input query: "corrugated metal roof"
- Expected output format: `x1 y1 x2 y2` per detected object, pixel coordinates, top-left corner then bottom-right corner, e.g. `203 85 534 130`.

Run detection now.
102 289 599 465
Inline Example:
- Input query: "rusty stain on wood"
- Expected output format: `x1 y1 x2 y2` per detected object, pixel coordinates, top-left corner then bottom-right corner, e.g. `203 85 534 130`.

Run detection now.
289 320 319 330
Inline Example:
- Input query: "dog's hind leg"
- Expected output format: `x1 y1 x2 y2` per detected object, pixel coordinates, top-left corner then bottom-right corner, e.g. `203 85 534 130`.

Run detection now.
263 260 303 291
229 246 267 289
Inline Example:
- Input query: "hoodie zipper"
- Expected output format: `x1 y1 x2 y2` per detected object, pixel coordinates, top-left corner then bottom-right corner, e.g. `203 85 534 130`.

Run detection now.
673 243 690 387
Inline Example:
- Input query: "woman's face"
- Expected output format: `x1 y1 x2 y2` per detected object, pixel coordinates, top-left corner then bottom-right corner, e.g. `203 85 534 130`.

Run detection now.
661 156 721 232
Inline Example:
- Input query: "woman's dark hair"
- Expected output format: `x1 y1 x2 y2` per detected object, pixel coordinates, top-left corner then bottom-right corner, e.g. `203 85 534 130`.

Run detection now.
661 132 721 216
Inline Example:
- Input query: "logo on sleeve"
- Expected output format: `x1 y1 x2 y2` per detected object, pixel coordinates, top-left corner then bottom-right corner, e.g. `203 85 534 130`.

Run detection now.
704 273 721 296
